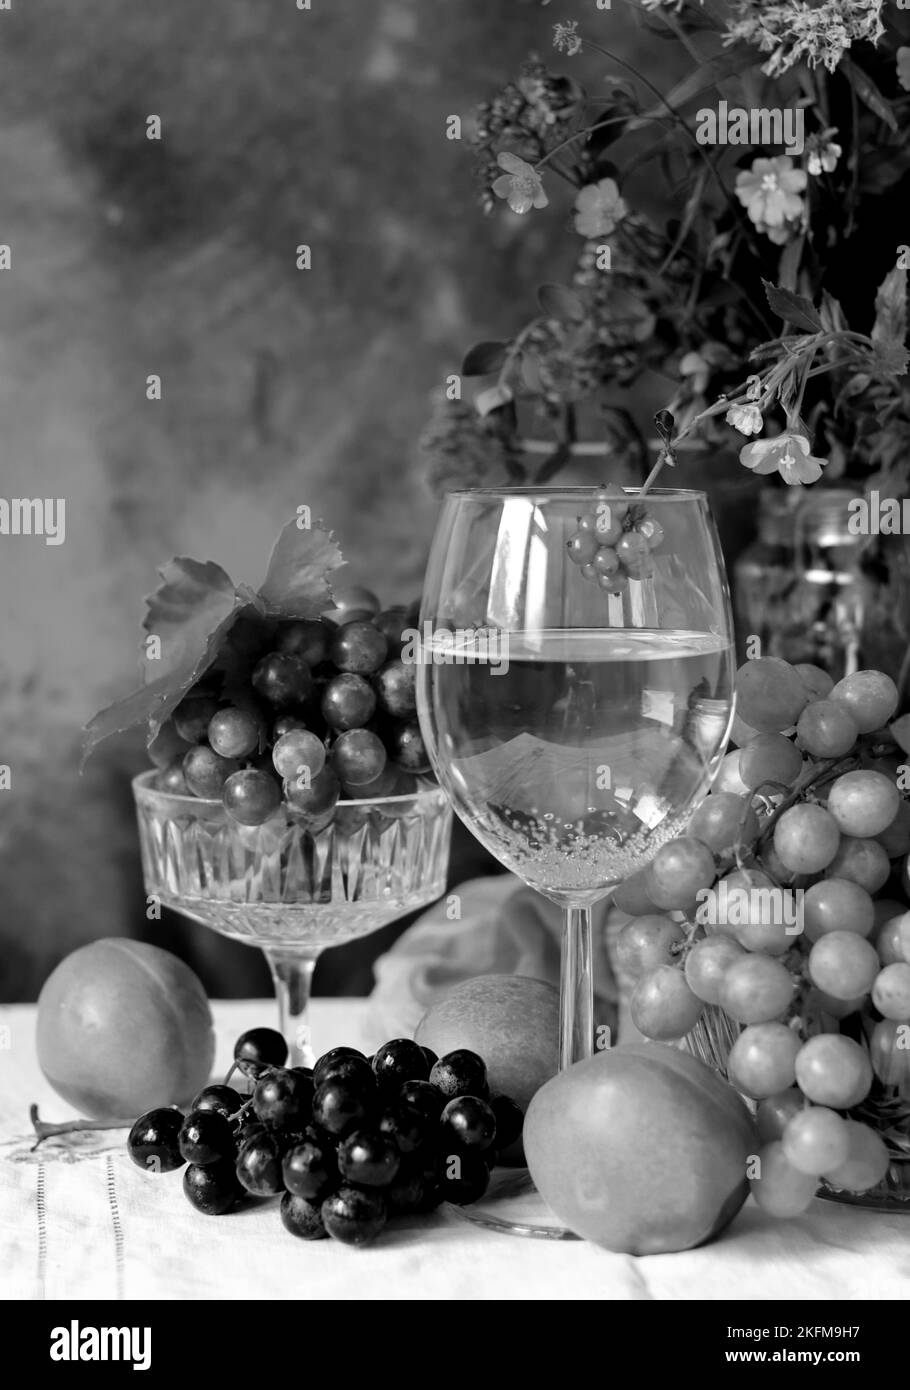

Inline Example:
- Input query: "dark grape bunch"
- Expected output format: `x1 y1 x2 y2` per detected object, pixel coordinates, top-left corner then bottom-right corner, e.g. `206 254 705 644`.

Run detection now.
565 485 665 594
615 658 910 1215
152 587 436 828
127 1028 524 1246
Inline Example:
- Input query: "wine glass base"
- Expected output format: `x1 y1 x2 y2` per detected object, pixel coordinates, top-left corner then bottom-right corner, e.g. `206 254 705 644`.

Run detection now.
446 1167 581 1240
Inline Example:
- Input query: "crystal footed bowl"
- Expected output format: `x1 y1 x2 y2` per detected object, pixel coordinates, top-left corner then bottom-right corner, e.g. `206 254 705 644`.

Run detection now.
133 771 452 1061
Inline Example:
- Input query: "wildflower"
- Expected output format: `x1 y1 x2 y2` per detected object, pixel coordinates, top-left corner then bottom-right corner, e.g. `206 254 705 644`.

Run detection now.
805 129 842 176
723 1 885 78
735 156 807 233
553 21 582 56
491 152 549 215
679 350 710 395
726 403 764 436
740 432 827 485
898 48 910 93
573 178 628 238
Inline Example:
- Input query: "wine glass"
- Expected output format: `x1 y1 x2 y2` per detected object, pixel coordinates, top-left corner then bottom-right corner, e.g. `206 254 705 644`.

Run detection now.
416 487 735 1235
133 773 451 1064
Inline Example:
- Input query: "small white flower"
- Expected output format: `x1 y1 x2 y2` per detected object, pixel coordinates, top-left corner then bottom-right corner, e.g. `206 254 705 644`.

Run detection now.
573 178 628 238
491 152 549 216
553 21 582 56
726 403 764 436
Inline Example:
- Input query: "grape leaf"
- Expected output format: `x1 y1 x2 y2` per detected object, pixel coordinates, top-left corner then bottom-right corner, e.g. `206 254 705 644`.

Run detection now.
461 341 509 376
258 517 345 617
82 558 243 763
762 280 823 333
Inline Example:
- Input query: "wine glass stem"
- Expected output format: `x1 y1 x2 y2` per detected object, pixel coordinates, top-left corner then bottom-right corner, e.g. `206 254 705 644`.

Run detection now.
559 906 594 1070
264 949 319 1067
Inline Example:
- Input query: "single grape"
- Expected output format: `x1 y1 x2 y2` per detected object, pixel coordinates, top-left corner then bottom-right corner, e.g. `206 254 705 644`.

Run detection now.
373 607 411 656
874 912 910 966
252 653 313 709
331 729 387 788
438 1152 492 1206
399 1079 446 1120
276 619 331 666
374 660 417 718
597 568 628 595
173 695 220 744
378 1102 432 1155
182 745 241 799
637 515 664 549
280 1192 329 1240
735 657 809 734
178 1109 235 1167
594 504 624 545
234 1026 288 1073
207 707 261 760
323 585 382 623
127 1108 184 1173
750 1142 818 1217
430 1050 489 1102
756 1088 805 1144
566 531 598 565
773 803 840 874
235 1132 286 1196
714 868 796 956
684 935 745 1005
869 1018 910 1085
794 1034 873 1108
371 1038 430 1088
729 712 763 748
330 621 389 676
824 837 890 895
615 531 653 577
821 1120 890 1193
738 733 803 792
875 799 910 858
321 1185 388 1245
829 670 899 735
312 1054 375 1093
686 793 759 855
321 673 376 731
612 868 658 916
727 1023 801 1098
282 1134 340 1201
284 764 340 821
313 1045 365 1077
337 1129 401 1189
592 546 620 577
615 915 684 981
807 930 879 1000
222 768 282 826
389 722 431 774
489 1094 524 1151
645 837 716 911
272 729 327 782
802 878 875 942
272 715 308 741
148 720 192 769
629 966 704 1040
156 760 190 794
782 1106 850 1176
719 954 795 1024
183 1161 241 1215
440 1096 497 1152
795 700 858 760
312 1079 372 1137
793 664 834 701
713 749 751 796
253 1068 314 1129
871 962 910 1020
826 770 900 839
192 1084 244 1118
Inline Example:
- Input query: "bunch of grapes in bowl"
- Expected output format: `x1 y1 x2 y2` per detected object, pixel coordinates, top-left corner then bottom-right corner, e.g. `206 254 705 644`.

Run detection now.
85 519 451 1066
613 656 910 1213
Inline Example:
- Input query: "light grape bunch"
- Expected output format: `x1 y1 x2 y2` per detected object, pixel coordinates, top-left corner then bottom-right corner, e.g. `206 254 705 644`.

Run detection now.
615 655 910 1215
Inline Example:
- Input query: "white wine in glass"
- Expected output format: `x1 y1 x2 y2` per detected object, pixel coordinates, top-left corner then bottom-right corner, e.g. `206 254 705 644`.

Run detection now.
416 487 735 1235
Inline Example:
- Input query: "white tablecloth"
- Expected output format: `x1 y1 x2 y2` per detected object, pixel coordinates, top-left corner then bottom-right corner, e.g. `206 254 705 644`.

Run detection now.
2 1000 909 1301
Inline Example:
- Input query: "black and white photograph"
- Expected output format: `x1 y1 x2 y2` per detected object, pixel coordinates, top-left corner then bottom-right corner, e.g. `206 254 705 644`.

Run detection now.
1 0 909 1341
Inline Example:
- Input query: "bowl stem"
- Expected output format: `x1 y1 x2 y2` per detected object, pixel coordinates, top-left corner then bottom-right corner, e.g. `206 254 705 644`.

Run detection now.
263 948 320 1067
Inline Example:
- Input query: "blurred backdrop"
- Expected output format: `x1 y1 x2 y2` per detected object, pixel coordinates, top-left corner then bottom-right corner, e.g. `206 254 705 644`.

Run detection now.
0 0 730 1000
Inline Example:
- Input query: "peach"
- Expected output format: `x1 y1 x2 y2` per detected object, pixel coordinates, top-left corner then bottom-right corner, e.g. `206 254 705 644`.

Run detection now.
36 938 214 1121
524 1043 756 1253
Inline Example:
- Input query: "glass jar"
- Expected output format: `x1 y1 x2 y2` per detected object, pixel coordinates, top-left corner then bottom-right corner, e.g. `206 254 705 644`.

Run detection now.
734 488 865 678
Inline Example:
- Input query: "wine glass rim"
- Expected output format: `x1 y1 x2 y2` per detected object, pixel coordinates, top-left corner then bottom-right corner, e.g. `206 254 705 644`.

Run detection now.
131 769 445 809
444 486 707 501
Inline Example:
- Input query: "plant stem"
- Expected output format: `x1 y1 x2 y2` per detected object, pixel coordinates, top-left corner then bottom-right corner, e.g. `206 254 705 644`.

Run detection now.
29 1104 135 1151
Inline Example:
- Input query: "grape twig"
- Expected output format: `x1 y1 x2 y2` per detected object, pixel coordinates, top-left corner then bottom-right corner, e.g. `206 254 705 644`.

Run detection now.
29 1103 135 1152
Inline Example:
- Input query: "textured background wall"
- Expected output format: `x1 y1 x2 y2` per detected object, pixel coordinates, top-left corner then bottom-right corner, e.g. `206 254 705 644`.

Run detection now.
0 0 680 999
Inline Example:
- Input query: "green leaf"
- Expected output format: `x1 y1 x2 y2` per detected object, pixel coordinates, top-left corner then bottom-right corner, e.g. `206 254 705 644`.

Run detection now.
83 558 243 763
872 267 907 348
537 284 586 324
629 44 756 126
762 280 823 334
841 58 898 133
461 341 509 376
258 518 344 618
